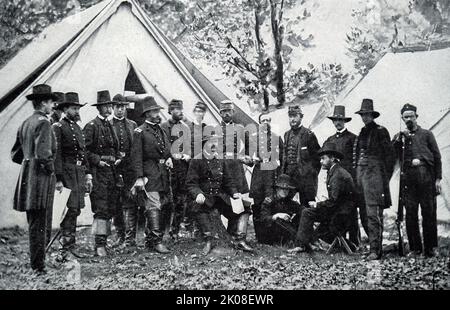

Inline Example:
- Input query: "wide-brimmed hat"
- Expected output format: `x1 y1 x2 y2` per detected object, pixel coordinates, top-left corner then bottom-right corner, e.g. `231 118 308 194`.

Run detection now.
58 92 84 110
219 100 234 112
91 90 116 106
328 105 351 122
355 98 380 118
275 174 296 189
194 101 207 112
26 84 58 101
112 94 130 106
318 142 344 160
141 96 164 116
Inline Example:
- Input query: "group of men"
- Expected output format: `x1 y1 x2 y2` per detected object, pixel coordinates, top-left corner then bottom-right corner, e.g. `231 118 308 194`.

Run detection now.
11 83 442 274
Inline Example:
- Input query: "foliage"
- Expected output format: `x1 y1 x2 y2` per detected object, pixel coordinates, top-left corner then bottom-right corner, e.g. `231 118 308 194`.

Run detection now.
0 0 351 112
346 0 450 76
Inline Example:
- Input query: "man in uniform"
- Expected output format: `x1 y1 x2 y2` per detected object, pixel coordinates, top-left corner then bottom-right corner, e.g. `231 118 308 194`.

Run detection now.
53 92 92 260
83 90 122 256
50 92 65 124
249 113 283 243
353 99 394 260
297 143 356 252
189 101 208 159
282 105 321 206
161 99 191 238
11 84 57 273
185 133 243 255
219 100 254 252
110 94 137 247
130 96 172 254
322 105 362 246
392 104 442 257
259 174 303 245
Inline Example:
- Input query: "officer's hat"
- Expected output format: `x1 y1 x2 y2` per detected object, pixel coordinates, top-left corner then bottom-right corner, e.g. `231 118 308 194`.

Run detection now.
327 105 351 122
317 142 344 160
401 103 417 115
355 98 380 118
168 99 183 113
219 100 234 112
275 174 296 189
92 90 117 106
194 101 207 112
53 92 65 111
58 92 86 109
288 104 303 116
141 96 164 116
26 84 58 101
112 94 130 106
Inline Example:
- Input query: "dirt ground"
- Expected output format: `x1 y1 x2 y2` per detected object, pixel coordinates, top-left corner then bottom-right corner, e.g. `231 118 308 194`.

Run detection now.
0 225 449 290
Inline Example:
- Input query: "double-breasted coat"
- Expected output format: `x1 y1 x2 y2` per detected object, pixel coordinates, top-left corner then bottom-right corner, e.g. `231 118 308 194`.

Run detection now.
53 117 89 210
130 121 171 193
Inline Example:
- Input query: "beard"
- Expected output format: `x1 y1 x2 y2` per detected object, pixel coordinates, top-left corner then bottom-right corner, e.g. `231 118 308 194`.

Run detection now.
67 114 81 122
149 115 162 124
406 120 414 130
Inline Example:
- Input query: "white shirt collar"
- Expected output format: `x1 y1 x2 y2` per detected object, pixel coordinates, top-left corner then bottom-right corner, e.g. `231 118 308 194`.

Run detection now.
145 120 158 126
336 128 347 134
114 116 125 121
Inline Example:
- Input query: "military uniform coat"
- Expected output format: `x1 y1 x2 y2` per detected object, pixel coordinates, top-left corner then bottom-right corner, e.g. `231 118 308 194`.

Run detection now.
111 117 137 190
221 121 250 194
281 126 321 203
12 111 57 212
185 157 237 211
260 196 303 225
131 121 171 192
53 117 89 210
249 128 284 202
354 121 394 208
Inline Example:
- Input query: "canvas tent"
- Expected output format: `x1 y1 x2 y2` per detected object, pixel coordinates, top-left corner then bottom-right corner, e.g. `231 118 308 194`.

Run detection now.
0 0 256 228
313 48 450 228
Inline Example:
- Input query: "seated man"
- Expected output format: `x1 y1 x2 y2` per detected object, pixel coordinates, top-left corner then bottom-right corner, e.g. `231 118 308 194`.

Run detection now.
296 143 356 252
185 133 253 255
260 174 305 245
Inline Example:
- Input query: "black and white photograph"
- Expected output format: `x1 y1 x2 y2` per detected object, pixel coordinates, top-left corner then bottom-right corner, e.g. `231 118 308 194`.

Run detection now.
0 0 449 293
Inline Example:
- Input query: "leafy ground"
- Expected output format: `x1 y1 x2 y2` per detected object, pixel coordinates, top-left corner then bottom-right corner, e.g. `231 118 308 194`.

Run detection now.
0 226 449 290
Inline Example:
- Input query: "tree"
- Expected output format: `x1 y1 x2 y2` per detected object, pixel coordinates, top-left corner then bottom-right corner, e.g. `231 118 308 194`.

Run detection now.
346 0 450 76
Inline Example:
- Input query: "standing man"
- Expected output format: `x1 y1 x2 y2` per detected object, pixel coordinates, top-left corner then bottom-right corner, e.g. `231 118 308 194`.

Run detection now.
130 96 172 254
392 104 442 257
249 113 283 243
282 105 321 206
110 94 137 247
189 101 208 159
353 99 394 260
83 90 121 257
297 143 356 253
219 100 254 252
161 99 191 239
50 92 65 124
11 84 57 274
322 105 362 246
53 92 92 260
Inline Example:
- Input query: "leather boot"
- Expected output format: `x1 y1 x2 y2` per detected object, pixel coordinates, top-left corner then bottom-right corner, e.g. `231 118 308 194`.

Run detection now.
92 219 110 256
145 209 169 253
235 213 254 252
123 208 137 247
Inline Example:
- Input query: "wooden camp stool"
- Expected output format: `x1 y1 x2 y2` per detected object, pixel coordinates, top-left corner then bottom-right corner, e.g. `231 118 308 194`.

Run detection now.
326 235 354 255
